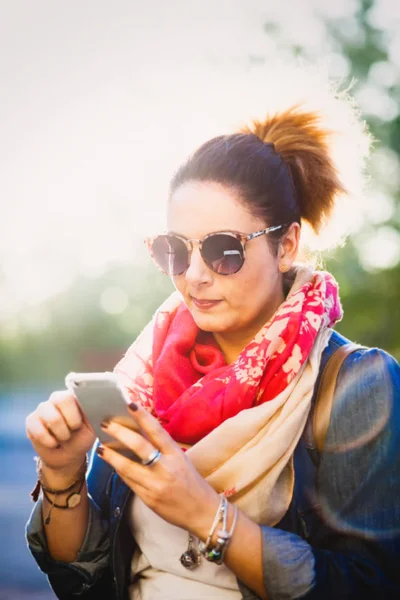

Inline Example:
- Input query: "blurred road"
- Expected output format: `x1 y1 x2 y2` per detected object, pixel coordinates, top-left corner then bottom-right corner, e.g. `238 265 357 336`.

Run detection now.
0 389 57 599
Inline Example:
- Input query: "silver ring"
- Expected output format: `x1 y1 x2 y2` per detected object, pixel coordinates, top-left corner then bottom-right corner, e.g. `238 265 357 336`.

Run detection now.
142 449 162 467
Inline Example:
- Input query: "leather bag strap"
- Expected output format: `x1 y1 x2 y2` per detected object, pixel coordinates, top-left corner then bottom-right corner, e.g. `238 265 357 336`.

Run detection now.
313 342 361 453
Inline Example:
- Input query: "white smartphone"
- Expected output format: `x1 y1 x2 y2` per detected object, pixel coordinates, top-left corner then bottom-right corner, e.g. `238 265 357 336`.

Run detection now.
65 371 141 460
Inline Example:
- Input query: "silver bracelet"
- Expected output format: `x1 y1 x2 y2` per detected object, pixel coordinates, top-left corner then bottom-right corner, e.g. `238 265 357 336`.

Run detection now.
180 497 238 570
204 499 238 565
198 495 225 555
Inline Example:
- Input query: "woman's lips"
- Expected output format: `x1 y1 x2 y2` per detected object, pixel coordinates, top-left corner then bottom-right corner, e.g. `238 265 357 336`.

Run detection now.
191 297 222 310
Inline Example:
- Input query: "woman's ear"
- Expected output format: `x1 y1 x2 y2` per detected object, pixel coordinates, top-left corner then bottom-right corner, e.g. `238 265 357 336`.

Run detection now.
278 223 301 273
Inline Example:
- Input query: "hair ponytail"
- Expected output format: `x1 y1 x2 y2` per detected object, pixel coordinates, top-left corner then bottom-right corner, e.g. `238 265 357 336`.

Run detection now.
241 106 347 233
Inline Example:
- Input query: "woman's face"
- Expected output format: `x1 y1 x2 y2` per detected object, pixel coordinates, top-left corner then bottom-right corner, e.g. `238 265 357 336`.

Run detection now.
167 180 287 343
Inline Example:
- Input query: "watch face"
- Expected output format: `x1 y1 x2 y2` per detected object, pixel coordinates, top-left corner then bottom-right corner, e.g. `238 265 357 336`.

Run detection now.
67 493 81 508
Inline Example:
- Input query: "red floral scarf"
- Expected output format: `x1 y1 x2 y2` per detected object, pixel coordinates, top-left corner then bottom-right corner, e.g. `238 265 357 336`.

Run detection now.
115 270 342 445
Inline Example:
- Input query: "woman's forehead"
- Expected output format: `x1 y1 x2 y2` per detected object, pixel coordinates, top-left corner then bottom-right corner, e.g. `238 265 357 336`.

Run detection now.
167 181 261 236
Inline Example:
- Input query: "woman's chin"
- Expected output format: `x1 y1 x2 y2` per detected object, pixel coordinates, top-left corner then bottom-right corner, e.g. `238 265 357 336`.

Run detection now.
189 310 230 333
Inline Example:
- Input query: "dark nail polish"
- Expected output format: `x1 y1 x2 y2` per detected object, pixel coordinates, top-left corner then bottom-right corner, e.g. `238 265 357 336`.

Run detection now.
100 418 110 429
96 446 104 456
128 402 138 412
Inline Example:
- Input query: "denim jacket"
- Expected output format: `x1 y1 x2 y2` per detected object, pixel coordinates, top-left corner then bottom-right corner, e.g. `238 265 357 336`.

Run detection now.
26 331 400 600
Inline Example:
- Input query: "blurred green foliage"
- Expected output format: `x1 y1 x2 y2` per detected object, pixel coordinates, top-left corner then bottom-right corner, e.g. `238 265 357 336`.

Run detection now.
324 0 400 357
1 0 399 387
0 261 174 386
326 241 400 356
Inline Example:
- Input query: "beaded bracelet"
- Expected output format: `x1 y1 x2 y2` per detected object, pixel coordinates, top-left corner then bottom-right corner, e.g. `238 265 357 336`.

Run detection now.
198 495 226 556
180 496 238 570
201 498 238 565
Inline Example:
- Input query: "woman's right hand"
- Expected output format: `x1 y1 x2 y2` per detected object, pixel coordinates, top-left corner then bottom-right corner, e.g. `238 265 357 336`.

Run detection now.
25 391 96 475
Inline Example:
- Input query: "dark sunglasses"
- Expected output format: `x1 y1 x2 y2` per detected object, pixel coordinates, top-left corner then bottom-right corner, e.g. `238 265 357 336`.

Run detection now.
145 225 284 276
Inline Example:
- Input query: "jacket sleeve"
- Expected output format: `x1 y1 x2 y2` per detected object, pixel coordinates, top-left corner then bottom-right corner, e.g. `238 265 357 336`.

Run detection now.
238 347 400 600
25 445 114 599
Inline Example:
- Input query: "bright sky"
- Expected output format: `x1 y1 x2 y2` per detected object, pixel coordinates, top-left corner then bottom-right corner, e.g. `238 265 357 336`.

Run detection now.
1 0 399 321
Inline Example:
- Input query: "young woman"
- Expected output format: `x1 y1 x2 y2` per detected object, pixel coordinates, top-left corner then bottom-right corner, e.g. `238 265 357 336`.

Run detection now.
26 103 400 600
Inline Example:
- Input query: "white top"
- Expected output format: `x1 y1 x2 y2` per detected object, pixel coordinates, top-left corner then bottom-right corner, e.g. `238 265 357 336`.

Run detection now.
128 495 242 600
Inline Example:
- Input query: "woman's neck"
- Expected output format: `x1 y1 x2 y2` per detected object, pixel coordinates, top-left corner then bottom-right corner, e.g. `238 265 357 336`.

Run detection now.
213 331 254 364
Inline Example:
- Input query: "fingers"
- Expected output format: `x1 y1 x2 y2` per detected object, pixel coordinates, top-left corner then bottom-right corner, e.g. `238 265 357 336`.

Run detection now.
101 419 155 463
96 443 154 488
126 402 178 454
51 391 83 431
26 412 59 448
36 401 72 442
26 391 83 447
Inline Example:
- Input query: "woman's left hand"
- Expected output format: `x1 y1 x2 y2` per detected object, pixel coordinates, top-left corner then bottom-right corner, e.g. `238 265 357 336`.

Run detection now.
97 401 220 539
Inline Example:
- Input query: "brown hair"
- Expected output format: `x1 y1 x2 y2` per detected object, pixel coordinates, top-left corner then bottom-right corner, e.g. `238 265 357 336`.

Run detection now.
242 106 347 233
170 104 348 252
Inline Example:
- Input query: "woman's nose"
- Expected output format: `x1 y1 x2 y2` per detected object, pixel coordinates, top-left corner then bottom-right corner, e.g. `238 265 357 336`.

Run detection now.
185 245 213 285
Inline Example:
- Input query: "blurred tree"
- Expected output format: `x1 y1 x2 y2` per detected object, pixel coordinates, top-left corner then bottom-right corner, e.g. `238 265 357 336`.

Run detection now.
260 0 400 357
323 0 400 356
0 261 173 387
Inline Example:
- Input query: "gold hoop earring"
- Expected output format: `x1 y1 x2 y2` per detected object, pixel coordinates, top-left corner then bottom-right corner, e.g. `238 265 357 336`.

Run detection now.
279 264 289 273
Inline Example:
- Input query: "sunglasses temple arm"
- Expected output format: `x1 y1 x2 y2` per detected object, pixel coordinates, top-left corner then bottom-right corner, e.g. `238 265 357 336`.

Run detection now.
249 225 283 241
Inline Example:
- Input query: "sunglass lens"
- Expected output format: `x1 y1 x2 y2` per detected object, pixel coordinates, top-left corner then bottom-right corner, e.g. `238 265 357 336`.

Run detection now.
202 234 244 275
150 235 188 275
